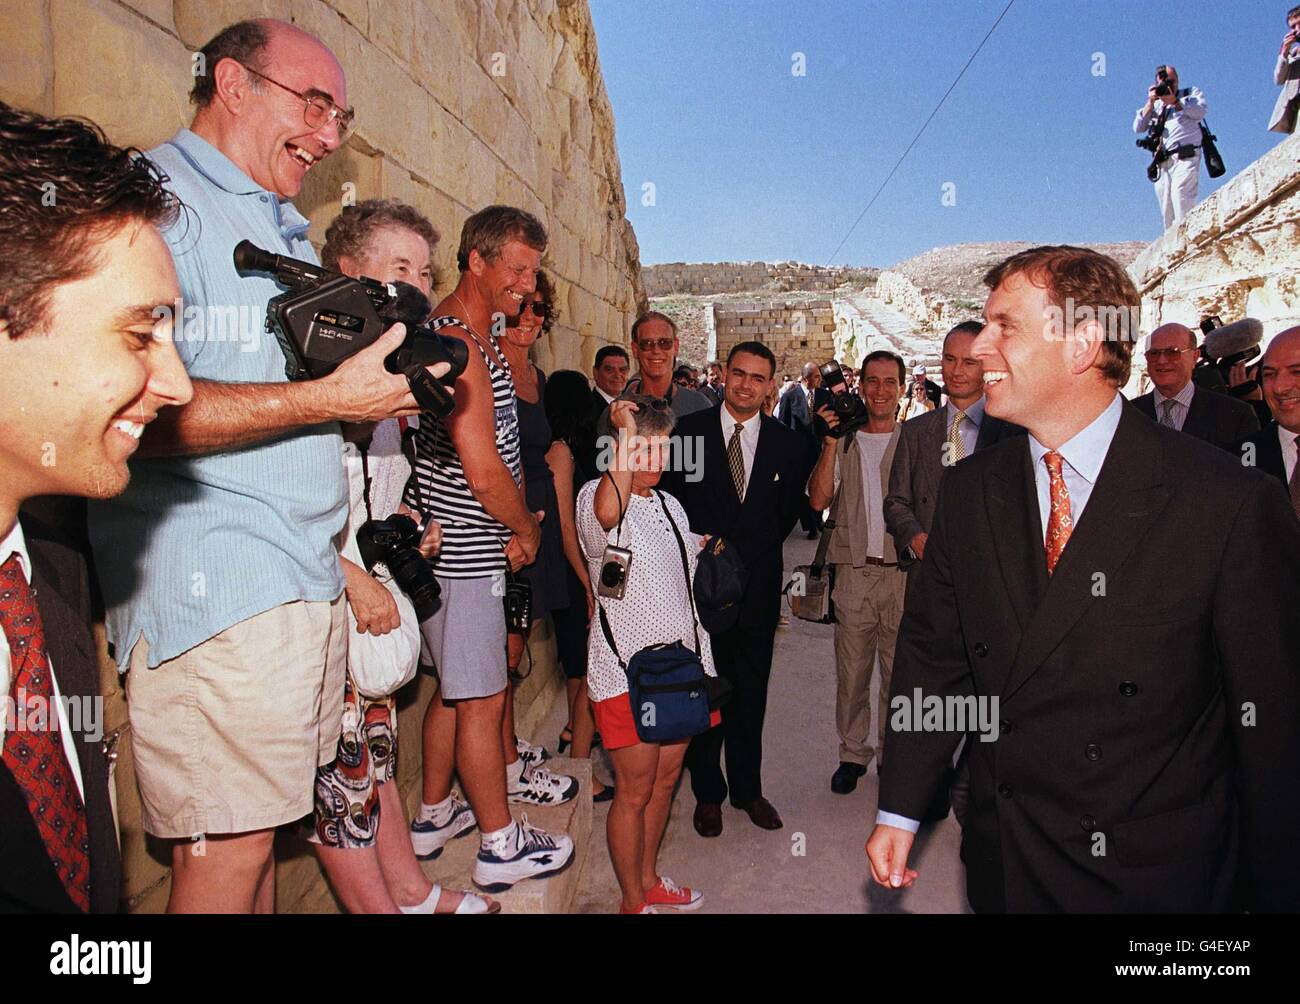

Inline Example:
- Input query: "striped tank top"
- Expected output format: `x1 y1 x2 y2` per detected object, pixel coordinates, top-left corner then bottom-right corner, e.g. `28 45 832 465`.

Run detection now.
407 315 522 578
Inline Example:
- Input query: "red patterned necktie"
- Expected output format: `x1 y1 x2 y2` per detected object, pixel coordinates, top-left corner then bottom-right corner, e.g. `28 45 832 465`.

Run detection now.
1043 451 1075 575
1 553 91 911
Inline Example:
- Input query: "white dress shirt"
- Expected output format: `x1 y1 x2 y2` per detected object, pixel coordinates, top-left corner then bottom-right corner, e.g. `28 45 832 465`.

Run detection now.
0 520 85 799
876 394 1124 834
721 403 761 494
1152 380 1195 433
1281 424 1299 484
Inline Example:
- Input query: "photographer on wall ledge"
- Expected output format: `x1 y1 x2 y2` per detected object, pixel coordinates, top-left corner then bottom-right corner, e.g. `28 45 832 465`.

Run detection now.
1134 64 1208 229
85 18 449 915
1270 5 1300 134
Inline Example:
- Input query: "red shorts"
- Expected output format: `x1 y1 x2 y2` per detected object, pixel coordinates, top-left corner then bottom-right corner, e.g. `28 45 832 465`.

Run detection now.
593 692 722 750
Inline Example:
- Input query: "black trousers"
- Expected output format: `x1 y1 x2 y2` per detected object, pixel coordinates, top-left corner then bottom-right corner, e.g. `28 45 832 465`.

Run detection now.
687 622 777 807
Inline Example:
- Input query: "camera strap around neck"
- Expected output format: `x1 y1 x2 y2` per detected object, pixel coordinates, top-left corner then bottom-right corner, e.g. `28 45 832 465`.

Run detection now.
596 488 701 671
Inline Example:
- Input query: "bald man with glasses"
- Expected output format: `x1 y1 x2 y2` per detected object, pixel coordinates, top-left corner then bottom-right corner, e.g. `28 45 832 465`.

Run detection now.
1133 323 1259 449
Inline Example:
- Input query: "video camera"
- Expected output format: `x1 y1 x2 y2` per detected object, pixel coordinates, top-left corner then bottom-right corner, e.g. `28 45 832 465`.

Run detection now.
233 240 467 418
813 360 869 439
1191 315 1264 396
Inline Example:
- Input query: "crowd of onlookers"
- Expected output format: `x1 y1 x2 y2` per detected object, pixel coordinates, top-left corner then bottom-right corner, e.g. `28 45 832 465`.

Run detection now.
3 13 1299 918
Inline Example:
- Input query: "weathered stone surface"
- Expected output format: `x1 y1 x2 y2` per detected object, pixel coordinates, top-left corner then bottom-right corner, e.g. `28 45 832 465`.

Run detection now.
51 0 193 148
0 0 52 113
1131 130 1300 361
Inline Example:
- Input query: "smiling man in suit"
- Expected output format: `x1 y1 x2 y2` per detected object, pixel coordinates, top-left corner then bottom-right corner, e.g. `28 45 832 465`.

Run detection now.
866 245 1300 913
661 341 813 836
1133 322 1260 447
1234 326 1300 519
886 320 1024 597
0 103 194 912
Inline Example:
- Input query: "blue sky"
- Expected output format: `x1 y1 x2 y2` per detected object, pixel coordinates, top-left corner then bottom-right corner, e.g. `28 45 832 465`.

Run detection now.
588 0 1292 267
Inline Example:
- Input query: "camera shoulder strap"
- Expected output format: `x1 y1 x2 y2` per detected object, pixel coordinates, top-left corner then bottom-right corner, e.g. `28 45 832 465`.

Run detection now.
357 439 375 523
596 602 626 671
654 490 702 656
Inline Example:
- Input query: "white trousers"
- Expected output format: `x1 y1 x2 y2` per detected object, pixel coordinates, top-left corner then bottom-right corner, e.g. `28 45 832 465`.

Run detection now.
1154 149 1200 230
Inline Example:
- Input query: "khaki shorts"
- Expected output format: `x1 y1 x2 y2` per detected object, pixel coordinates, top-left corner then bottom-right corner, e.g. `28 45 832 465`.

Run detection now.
126 597 347 839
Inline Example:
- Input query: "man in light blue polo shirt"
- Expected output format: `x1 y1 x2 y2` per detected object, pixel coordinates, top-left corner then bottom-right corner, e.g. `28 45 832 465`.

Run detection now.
87 19 429 914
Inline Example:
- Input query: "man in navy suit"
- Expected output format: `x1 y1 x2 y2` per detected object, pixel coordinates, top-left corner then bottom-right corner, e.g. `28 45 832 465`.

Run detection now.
867 246 1300 912
661 342 813 836
0 102 193 911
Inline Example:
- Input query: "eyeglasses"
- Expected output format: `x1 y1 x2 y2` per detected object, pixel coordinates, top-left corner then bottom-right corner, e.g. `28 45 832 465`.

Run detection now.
523 301 550 319
1144 346 1197 361
239 63 356 143
636 338 676 352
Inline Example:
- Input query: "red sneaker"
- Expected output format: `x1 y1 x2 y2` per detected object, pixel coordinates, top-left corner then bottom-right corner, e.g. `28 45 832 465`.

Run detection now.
645 876 703 911
618 901 657 914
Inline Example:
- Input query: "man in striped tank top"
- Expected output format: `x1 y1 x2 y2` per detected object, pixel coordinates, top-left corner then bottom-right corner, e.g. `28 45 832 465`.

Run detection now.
406 207 575 892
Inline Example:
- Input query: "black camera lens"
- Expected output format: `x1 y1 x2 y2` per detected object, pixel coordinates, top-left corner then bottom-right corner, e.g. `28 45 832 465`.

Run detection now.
601 561 626 588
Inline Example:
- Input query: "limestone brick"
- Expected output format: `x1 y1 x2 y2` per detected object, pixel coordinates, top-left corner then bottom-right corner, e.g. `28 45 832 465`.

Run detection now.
0 0 52 113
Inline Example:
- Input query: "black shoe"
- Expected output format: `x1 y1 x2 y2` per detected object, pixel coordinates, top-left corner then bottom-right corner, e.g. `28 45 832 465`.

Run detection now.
830 761 867 794
693 803 723 838
593 784 615 803
806 530 819 540
557 727 573 754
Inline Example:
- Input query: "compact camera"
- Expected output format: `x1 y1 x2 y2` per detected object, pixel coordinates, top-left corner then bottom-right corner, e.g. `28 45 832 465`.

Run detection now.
503 572 533 634
813 360 870 439
355 514 441 621
233 240 468 418
598 545 633 600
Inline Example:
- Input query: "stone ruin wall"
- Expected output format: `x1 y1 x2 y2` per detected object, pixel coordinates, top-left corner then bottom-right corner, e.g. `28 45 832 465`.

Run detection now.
645 260 870 297
712 300 839 379
0 0 643 913
874 269 970 335
1129 129 1300 361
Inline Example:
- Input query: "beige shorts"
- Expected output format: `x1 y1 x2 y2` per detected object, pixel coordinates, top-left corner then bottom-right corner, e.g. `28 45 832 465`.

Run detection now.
126 597 347 839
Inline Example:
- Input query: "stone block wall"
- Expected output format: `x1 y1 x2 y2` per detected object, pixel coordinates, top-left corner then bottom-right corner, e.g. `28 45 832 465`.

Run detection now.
1128 129 1300 354
711 299 839 378
1 0 642 912
874 270 957 333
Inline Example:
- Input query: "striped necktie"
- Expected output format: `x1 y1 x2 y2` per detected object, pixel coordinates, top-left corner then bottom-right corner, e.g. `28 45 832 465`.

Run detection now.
1159 399 1178 428
728 422 746 501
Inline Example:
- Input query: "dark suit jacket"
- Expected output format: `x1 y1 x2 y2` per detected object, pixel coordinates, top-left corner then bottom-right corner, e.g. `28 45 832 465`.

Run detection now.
880 402 1300 913
1133 384 1260 448
776 382 815 437
1232 421 1291 493
884 405 1024 568
1 515 121 913
660 406 813 630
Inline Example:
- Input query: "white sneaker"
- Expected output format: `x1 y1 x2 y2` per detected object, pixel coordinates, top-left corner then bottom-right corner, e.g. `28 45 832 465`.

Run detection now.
515 736 549 766
472 815 576 893
508 761 579 806
409 794 477 860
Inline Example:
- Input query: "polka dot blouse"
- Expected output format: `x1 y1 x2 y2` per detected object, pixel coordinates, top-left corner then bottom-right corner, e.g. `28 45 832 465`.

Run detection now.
576 480 716 703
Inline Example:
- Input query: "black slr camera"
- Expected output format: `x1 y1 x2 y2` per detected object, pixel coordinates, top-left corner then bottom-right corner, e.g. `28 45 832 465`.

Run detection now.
233 241 468 418
813 360 870 439
1153 66 1175 98
356 514 440 621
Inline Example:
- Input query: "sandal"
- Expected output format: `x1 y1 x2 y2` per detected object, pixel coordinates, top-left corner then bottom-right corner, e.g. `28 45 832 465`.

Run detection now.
400 884 501 915
558 726 574 754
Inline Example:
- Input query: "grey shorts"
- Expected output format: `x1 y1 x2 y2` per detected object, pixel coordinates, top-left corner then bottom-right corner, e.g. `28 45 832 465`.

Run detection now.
419 574 508 700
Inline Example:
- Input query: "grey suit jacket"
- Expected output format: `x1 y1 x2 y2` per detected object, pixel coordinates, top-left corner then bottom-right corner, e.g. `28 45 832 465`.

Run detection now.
884 405 1023 569
1271 49 1300 133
